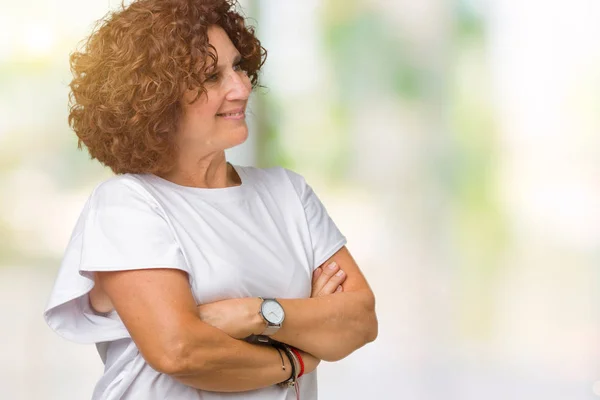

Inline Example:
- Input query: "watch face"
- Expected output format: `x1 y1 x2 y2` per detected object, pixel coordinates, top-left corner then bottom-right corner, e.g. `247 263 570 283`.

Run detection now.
262 300 284 324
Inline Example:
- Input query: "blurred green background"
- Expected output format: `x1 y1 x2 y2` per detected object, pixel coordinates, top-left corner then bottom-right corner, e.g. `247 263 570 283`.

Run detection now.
1 0 599 399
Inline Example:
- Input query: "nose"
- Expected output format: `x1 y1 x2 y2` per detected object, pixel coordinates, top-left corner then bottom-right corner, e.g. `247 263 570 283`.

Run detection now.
224 70 251 101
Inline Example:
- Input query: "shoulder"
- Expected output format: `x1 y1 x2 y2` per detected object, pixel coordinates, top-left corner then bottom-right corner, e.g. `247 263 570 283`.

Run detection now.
88 174 162 213
91 174 156 202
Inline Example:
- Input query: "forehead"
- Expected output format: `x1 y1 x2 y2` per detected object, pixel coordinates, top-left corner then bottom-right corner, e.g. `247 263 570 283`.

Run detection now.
207 25 240 63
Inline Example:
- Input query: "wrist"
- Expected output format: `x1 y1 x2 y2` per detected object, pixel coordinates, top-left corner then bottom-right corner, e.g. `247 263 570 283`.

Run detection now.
249 297 267 335
300 350 319 374
290 347 305 378
256 297 285 336
277 344 298 387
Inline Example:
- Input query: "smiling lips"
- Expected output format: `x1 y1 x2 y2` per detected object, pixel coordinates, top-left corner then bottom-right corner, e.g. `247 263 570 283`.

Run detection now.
217 108 245 120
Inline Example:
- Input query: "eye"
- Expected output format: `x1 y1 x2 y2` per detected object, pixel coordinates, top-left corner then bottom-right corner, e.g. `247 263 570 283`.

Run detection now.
233 63 248 75
205 72 219 83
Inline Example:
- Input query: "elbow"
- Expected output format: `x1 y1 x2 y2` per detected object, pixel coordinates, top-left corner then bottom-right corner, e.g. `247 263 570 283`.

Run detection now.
149 341 189 375
147 339 207 376
321 353 345 363
319 345 350 362
153 358 183 376
133 313 214 377
321 293 378 362
364 313 378 343
362 291 378 344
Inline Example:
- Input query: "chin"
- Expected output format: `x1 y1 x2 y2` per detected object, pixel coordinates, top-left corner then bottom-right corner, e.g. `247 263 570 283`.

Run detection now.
226 126 249 149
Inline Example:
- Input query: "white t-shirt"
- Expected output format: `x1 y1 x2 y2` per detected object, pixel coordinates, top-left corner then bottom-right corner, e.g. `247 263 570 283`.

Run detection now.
44 164 347 400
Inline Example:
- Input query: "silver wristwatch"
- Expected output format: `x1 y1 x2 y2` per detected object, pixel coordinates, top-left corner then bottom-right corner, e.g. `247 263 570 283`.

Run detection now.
258 297 285 336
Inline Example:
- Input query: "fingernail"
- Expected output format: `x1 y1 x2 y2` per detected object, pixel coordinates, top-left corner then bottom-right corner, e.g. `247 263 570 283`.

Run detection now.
328 262 337 270
335 269 344 276
314 268 322 276
336 285 342 292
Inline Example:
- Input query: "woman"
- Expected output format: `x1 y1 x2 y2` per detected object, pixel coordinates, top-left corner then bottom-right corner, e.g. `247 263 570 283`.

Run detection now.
44 0 378 399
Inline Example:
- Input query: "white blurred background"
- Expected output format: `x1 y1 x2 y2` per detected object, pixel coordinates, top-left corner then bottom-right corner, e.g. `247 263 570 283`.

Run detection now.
0 0 599 399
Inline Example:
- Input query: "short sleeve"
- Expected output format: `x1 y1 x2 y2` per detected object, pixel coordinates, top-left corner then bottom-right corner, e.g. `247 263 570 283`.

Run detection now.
284 169 347 270
44 177 190 344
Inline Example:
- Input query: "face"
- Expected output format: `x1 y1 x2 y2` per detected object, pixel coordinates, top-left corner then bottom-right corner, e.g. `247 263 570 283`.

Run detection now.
175 25 252 157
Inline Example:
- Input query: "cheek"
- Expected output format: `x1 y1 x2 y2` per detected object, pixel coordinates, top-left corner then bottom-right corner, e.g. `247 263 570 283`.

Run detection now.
243 75 252 91
204 93 224 115
186 91 222 118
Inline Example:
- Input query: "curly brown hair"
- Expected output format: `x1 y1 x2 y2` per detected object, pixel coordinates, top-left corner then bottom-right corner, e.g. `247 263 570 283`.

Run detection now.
68 0 266 174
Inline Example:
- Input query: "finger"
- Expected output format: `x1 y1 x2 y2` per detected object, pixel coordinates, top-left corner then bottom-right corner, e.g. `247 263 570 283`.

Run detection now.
311 268 323 297
335 285 343 293
312 261 339 295
319 269 347 296
312 267 322 283
312 262 337 293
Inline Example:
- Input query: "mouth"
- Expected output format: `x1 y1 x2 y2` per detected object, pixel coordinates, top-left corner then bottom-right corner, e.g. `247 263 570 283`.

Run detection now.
216 108 245 120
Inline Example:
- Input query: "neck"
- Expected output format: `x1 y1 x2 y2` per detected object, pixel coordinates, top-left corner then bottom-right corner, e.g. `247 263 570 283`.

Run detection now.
156 153 241 189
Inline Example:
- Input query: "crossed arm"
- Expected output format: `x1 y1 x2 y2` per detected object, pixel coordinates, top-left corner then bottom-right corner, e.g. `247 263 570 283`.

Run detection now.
92 245 378 392
196 246 377 361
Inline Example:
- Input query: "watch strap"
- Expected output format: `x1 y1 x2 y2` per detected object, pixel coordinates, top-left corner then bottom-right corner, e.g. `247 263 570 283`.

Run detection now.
261 324 280 336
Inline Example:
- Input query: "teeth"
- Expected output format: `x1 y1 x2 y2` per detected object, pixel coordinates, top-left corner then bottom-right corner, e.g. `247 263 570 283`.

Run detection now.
219 112 243 117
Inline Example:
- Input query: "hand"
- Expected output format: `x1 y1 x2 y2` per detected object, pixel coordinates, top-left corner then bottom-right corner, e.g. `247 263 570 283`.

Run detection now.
197 298 265 339
311 261 347 297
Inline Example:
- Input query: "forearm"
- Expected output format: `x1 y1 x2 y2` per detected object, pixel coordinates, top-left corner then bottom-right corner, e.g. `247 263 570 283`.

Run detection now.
272 290 377 361
170 321 290 392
